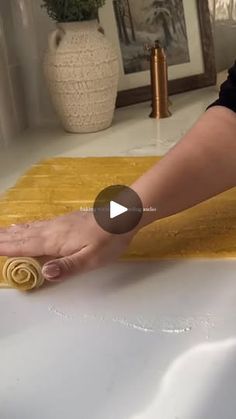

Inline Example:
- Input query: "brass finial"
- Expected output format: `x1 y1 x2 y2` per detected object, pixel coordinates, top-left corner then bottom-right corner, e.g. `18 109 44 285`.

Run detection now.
147 40 171 119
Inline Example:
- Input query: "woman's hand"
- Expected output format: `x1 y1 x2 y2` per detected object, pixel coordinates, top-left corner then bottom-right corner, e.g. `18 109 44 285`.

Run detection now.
1 106 236 284
0 211 134 281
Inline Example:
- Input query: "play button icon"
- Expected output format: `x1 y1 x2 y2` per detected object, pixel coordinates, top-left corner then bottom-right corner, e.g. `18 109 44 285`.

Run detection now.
110 201 128 219
93 185 143 234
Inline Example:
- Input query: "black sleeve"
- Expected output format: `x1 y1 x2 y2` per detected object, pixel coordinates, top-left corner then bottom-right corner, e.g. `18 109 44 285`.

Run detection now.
207 61 236 112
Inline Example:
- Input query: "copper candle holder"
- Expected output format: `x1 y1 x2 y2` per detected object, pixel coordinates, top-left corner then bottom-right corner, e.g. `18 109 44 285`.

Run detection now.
146 40 171 119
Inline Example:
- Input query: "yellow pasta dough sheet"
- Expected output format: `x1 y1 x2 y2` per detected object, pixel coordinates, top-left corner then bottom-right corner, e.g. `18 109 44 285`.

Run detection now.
0 157 236 290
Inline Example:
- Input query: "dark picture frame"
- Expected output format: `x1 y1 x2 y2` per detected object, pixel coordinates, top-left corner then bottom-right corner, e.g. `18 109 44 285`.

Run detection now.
100 0 216 108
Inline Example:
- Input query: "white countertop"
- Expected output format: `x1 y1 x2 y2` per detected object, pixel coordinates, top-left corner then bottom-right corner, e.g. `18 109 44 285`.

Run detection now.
2 87 236 419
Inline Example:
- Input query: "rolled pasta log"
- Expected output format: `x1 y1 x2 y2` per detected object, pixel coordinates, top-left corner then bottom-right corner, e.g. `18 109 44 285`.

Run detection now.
1 257 45 291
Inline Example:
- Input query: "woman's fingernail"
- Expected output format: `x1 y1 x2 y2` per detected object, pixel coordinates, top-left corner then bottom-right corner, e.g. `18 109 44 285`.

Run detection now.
42 264 61 280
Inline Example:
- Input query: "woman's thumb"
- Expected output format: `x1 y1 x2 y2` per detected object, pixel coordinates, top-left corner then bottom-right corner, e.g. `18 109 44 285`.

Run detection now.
42 252 85 281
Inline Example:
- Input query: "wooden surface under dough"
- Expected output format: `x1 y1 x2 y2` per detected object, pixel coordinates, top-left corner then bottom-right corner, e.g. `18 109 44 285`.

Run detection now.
0 156 236 285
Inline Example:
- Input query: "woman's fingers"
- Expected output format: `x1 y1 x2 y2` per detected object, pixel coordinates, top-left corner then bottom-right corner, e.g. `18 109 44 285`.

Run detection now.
0 237 47 257
42 247 92 281
0 222 49 256
0 222 45 241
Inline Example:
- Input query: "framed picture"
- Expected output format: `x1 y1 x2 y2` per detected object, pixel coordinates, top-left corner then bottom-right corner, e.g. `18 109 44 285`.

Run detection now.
99 0 216 107
209 0 236 71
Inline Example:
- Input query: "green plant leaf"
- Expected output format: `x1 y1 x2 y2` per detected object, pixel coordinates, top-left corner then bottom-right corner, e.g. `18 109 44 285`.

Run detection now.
41 0 106 22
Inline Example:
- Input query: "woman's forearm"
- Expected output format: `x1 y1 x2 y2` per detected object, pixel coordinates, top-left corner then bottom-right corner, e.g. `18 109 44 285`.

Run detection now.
132 106 236 228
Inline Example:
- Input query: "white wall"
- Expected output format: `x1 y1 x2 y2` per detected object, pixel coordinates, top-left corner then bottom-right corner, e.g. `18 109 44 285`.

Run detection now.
0 1 27 146
11 0 56 127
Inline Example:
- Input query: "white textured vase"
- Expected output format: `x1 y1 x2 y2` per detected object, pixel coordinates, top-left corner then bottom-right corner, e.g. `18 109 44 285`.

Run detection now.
44 20 119 133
